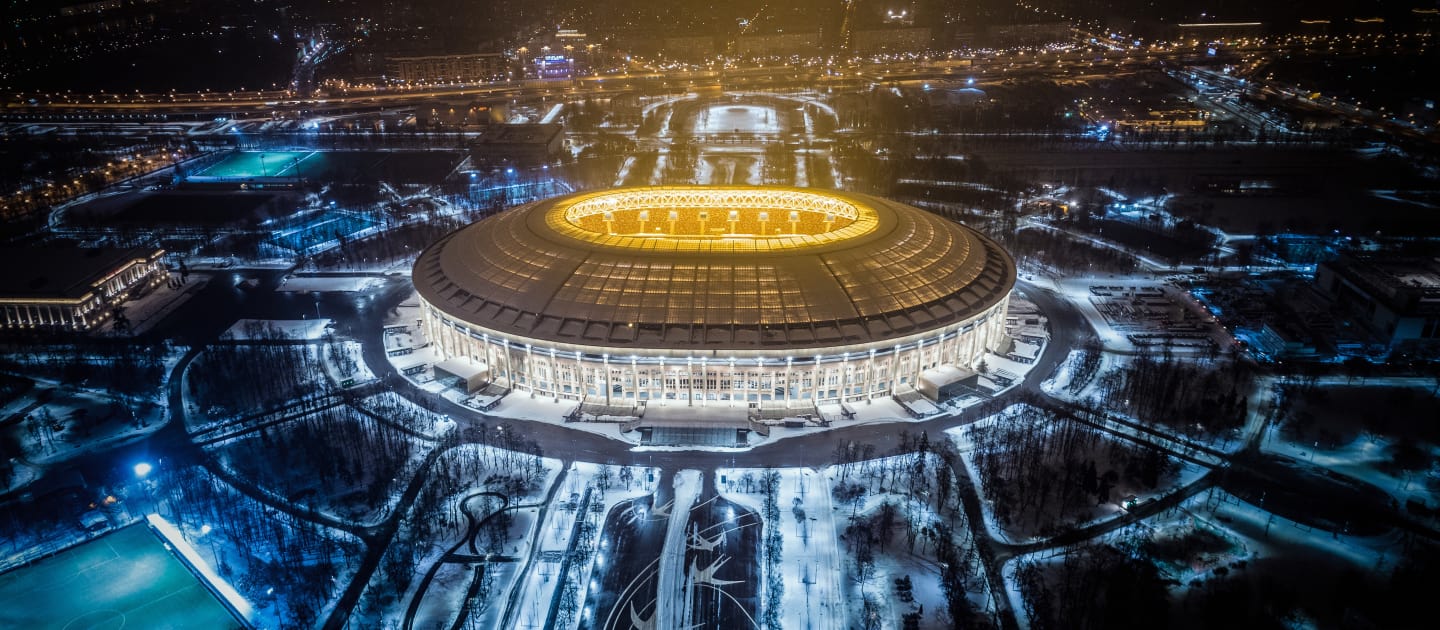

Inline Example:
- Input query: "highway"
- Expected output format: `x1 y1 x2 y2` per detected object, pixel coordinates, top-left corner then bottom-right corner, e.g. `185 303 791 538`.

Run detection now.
0 39 1364 119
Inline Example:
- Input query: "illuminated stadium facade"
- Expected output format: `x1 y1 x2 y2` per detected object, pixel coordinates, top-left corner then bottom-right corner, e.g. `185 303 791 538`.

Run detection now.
413 186 1015 409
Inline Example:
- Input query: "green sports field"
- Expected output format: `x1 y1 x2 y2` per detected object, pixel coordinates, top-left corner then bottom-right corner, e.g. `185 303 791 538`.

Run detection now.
195 150 461 183
197 150 314 178
0 523 242 630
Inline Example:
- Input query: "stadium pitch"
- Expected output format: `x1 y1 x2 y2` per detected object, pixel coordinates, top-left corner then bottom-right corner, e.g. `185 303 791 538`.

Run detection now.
196 150 314 178
0 523 242 629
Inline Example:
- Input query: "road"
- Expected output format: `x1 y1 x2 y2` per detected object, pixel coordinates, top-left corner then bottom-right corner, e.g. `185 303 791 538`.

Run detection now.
4 39 1392 122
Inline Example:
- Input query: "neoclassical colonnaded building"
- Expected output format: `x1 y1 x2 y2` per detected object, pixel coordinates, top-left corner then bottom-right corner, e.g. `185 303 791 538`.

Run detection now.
413 186 1015 410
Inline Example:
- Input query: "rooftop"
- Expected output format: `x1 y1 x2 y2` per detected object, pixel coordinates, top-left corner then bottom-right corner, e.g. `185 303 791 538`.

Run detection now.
415 187 1015 350
472 123 563 146
0 246 161 300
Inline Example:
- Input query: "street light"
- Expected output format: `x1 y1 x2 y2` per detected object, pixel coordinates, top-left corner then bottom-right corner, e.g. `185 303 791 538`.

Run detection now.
134 462 156 516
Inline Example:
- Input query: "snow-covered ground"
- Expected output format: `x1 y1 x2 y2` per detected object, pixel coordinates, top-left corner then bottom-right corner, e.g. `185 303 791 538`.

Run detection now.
948 405 1208 545
1041 349 1121 402
357 443 563 630
320 339 374 387
1250 381 1440 522
697 105 780 134
220 318 333 341
562 462 659 630
91 274 207 337
5 385 167 468
1003 485 1413 630
277 275 385 293
855 496 953 629
718 467 845 630
507 464 630 629
1263 428 1439 513
653 469 702 629
353 391 453 438
162 466 366 629
720 457 986 629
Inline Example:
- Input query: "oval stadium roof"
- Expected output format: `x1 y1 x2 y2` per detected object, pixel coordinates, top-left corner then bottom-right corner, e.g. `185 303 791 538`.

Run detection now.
414 186 1015 351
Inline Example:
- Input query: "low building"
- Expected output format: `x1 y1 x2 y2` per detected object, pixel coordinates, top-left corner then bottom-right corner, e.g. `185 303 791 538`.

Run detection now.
414 100 501 128
386 53 508 85
0 246 166 331
734 31 820 58
1112 109 1209 131
986 23 1071 46
1315 255 1440 348
469 123 564 166
660 35 717 61
853 27 933 54
612 33 716 62
1248 323 1320 360
1172 22 1265 43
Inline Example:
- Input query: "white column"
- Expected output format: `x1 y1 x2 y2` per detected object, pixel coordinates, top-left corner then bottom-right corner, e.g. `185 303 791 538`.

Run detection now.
550 348 559 400
630 357 640 403
811 356 823 402
524 344 535 394
756 357 766 404
866 348 877 401
728 358 738 406
502 339 515 387
687 357 695 406
784 357 793 407
913 339 925 384
573 351 585 401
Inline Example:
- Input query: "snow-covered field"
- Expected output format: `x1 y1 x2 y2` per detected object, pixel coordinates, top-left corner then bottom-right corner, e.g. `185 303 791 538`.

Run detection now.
353 391 453 439
696 105 780 134
948 405 1205 545
5 384 167 468
721 457 988 629
220 318 333 341
719 467 846 630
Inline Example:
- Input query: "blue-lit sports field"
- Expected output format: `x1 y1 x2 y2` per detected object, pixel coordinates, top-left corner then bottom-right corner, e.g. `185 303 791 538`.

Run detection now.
0 524 242 630
195 150 461 183
197 150 315 178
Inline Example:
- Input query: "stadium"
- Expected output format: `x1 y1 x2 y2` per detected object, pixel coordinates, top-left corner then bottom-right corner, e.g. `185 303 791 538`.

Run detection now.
413 186 1015 411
